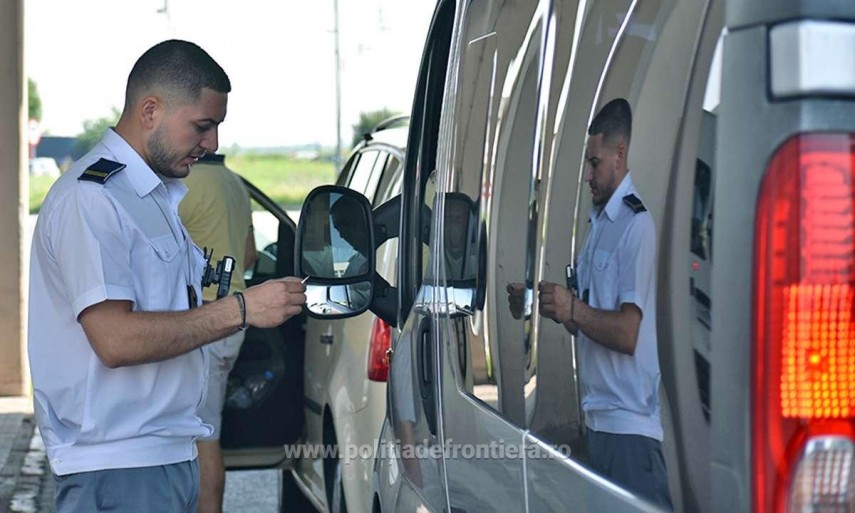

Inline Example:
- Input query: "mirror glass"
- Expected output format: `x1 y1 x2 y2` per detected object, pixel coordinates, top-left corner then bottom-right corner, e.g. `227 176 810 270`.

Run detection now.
443 193 478 283
305 282 372 316
301 192 371 279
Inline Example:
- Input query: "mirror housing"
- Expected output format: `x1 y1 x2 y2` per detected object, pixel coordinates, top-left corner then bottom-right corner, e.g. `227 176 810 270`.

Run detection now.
295 186 375 318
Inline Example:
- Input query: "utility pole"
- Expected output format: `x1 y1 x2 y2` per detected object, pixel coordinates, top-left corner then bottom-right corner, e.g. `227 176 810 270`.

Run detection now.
157 0 173 36
333 0 342 170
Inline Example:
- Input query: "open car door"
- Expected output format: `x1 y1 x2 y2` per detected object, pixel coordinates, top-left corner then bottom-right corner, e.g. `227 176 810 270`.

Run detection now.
220 177 305 470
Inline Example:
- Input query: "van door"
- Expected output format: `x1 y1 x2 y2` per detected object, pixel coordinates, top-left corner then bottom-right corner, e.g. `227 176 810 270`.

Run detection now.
221 178 305 470
524 0 717 511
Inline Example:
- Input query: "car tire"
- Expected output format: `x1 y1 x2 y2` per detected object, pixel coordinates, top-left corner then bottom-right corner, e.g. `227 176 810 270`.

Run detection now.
280 469 315 513
330 459 348 513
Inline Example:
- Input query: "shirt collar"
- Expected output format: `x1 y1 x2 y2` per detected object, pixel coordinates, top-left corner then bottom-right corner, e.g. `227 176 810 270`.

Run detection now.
589 172 635 223
99 128 173 199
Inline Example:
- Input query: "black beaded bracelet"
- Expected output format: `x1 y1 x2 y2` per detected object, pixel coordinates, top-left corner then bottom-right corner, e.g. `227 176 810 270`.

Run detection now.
233 291 248 331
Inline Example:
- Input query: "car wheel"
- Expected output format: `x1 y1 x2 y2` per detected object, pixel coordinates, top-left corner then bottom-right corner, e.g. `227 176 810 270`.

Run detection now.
330 459 348 513
280 469 315 513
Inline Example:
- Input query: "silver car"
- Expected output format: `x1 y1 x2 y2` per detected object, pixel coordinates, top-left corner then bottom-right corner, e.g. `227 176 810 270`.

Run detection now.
219 121 407 513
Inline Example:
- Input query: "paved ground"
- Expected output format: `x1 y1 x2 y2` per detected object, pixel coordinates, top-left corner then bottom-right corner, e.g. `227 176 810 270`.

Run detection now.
0 397 283 513
0 397 39 513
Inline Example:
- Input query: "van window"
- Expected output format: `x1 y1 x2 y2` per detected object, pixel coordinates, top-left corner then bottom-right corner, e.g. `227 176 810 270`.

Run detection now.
401 8 453 314
689 32 723 423
440 16 544 426
440 23 502 408
539 0 720 501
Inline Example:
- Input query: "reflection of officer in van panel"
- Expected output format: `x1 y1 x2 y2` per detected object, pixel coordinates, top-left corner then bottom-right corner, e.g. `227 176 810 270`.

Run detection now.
538 99 672 510
443 193 478 281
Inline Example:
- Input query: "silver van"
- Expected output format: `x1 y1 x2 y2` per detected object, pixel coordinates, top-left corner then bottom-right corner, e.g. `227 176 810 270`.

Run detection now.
295 0 855 511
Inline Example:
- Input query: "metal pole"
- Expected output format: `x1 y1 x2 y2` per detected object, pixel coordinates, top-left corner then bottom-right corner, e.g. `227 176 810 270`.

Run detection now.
333 0 342 170
157 0 172 36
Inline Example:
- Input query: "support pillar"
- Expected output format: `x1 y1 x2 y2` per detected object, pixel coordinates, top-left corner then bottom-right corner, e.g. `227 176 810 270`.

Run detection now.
0 0 29 396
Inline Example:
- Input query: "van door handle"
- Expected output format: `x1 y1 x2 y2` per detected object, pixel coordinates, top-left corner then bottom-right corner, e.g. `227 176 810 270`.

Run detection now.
416 317 437 436
418 320 432 389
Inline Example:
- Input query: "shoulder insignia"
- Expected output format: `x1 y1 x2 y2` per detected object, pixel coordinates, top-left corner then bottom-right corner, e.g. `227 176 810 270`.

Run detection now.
622 194 646 214
78 158 126 184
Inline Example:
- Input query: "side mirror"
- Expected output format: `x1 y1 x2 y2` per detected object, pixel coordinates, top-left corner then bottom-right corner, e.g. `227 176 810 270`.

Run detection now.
295 186 375 318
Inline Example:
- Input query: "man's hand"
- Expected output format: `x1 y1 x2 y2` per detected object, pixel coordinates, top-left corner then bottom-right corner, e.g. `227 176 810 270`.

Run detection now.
506 282 526 319
242 277 307 328
538 281 575 325
539 281 580 335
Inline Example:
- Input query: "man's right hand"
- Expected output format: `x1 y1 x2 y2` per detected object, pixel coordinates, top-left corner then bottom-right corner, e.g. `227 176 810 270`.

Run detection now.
242 277 307 328
506 282 526 319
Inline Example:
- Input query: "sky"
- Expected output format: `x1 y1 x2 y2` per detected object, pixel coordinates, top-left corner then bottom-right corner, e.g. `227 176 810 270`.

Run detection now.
25 0 437 149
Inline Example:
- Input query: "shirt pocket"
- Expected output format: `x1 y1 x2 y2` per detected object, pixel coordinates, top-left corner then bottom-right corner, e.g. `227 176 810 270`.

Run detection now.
593 248 614 271
149 233 181 262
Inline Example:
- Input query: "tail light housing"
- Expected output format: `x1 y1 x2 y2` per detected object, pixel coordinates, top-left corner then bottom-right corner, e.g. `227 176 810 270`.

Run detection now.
753 133 855 512
367 317 392 382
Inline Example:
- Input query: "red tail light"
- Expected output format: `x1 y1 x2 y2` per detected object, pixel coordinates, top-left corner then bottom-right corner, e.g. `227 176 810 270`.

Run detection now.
753 134 855 513
367 317 392 382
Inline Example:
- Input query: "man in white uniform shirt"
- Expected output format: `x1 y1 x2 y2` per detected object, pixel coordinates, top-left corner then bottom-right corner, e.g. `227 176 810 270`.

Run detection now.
28 40 306 512
538 99 672 509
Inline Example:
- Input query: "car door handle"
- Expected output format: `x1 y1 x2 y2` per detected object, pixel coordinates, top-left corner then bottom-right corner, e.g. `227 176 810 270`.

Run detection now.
320 325 334 345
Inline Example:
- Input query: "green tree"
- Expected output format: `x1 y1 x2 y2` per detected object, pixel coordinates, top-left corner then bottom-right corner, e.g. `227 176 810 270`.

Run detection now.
75 107 121 158
28 78 42 122
351 108 403 147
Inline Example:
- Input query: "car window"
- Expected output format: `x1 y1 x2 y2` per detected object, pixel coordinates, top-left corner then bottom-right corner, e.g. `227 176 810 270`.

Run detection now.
245 192 288 284
365 152 390 203
347 150 380 198
373 154 403 207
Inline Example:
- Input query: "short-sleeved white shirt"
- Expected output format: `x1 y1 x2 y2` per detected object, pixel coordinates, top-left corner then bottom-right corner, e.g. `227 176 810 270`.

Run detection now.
575 173 663 441
28 129 212 476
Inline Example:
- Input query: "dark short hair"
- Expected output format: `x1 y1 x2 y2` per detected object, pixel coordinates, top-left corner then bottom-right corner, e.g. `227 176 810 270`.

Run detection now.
588 98 632 146
125 40 231 108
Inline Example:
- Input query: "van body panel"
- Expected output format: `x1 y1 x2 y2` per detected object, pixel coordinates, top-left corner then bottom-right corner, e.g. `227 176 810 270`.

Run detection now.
289 0 855 511
524 434 663 513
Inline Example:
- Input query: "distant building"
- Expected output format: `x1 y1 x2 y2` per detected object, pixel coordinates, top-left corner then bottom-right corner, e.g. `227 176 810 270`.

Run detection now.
36 136 78 169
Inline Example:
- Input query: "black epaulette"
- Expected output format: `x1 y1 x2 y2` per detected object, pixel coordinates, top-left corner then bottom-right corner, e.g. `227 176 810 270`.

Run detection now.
623 193 646 214
78 158 126 184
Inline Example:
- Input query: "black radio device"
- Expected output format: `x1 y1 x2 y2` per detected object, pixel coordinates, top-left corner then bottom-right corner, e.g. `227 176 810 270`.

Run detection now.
201 247 236 299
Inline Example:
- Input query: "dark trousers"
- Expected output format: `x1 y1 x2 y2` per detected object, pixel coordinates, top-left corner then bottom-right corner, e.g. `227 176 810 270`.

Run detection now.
53 460 199 513
587 429 673 511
